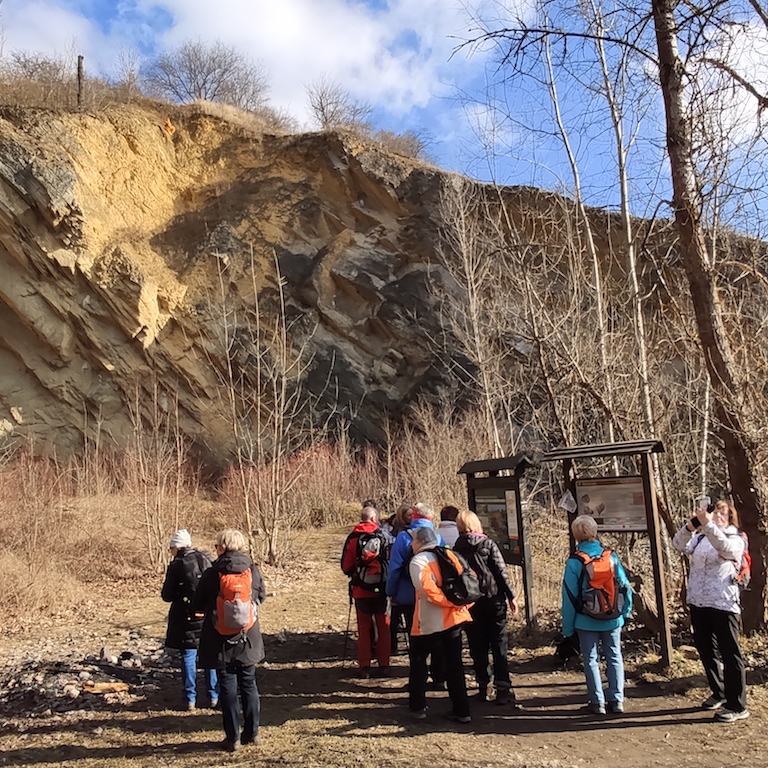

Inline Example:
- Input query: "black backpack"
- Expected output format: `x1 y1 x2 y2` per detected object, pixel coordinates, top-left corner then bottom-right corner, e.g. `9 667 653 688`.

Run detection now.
433 546 482 605
343 530 389 593
178 549 212 613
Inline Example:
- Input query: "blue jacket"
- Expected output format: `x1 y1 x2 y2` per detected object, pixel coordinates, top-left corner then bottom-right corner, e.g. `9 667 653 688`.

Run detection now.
385 519 444 605
561 539 632 636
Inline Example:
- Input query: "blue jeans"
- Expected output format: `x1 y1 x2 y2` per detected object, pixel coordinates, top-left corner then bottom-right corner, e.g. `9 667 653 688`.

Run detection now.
576 626 624 706
180 648 219 705
219 661 260 744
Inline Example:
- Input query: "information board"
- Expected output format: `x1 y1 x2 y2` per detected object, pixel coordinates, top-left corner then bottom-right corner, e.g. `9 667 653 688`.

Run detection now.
475 489 520 556
575 476 647 532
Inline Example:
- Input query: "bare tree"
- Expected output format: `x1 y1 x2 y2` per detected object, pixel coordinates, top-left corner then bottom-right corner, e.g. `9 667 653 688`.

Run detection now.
651 0 768 629
373 128 432 160
209 247 324 565
462 0 768 629
112 46 142 102
305 74 372 131
143 39 269 111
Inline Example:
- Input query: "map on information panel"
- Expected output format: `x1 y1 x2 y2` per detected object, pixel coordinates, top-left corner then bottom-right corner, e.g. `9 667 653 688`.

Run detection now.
474 489 520 555
574 476 648 532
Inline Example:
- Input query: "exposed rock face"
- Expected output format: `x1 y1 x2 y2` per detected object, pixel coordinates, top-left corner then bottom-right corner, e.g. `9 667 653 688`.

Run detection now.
0 103 472 461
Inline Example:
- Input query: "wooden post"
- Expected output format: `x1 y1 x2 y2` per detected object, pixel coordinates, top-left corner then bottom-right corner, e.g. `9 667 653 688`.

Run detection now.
563 458 577 552
641 452 673 666
77 55 84 111
516 474 537 627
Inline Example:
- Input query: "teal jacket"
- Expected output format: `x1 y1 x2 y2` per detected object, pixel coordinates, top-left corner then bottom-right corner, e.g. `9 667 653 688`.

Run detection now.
561 539 632 636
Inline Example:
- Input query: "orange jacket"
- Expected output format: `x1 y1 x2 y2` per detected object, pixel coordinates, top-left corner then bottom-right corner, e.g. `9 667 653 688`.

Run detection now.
408 547 472 636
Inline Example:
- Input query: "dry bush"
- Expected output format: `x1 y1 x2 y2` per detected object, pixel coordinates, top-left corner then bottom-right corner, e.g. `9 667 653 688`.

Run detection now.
280 439 377 528
0 49 133 111
191 99 298 134
218 437 381 563
384 400 491 511
0 447 150 617
374 128 432 160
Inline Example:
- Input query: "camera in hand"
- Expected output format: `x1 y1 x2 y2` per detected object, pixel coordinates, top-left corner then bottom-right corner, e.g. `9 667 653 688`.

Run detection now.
689 515 702 529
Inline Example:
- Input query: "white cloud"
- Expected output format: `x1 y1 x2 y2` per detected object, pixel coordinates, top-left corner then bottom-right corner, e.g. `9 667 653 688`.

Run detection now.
692 19 768 143
126 0 482 121
0 1 111 60
0 0 530 172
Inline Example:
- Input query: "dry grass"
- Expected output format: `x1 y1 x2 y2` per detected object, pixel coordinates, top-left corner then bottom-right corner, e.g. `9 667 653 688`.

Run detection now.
0 417 673 631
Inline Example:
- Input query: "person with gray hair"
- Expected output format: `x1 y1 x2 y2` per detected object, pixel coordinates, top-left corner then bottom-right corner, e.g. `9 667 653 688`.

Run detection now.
407 526 473 722
192 529 266 752
161 529 218 711
386 501 446 687
561 515 632 715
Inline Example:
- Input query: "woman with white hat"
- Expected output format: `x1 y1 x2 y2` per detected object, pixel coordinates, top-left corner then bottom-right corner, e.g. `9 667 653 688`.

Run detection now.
161 529 218 711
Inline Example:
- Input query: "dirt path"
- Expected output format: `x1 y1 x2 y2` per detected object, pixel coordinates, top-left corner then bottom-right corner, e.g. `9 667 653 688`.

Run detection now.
0 530 765 768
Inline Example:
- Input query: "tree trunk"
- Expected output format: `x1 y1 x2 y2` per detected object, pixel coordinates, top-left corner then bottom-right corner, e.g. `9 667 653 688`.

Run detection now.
652 0 767 630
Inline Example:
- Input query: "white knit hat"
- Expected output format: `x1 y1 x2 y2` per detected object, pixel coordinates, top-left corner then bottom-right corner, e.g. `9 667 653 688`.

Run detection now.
169 529 192 549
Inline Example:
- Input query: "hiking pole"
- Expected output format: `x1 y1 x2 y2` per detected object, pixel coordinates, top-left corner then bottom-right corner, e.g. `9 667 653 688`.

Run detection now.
342 581 353 669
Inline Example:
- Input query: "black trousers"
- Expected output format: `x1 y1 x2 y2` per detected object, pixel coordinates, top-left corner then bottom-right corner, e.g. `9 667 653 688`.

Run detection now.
465 597 512 693
394 603 444 682
690 605 746 712
390 603 414 654
408 625 469 717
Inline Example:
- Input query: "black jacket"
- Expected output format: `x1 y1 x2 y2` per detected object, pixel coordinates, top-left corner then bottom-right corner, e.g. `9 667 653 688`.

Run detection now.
454 533 516 602
161 547 212 649
192 549 266 668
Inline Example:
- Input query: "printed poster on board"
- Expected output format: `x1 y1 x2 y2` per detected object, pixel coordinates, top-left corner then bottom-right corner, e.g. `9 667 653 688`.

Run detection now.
574 476 648 532
475 489 520 554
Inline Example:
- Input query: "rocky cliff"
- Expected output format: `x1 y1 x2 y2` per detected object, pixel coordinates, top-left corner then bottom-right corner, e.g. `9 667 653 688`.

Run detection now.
0 102 489 462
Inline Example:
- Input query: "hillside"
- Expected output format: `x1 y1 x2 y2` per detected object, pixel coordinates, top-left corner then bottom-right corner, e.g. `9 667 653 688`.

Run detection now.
0 102 482 462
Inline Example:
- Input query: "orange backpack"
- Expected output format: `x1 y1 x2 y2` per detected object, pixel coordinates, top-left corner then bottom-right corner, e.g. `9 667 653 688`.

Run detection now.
566 549 626 621
214 569 256 636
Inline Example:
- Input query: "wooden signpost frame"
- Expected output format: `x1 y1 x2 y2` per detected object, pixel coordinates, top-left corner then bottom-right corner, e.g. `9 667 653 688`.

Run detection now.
458 440 672 667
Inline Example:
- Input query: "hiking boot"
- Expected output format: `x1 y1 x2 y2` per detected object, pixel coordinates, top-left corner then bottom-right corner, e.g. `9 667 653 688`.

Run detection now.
411 707 428 720
358 667 372 680
608 701 624 714
241 735 259 746
186 702 196 712
495 695 524 710
714 708 750 723
701 696 725 710
219 739 240 752
449 712 472 724
586 702 606 715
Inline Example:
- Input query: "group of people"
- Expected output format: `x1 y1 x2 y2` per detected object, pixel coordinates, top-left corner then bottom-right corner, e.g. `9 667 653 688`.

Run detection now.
341 494 750 726
158 493 750 753
341 501 521 723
